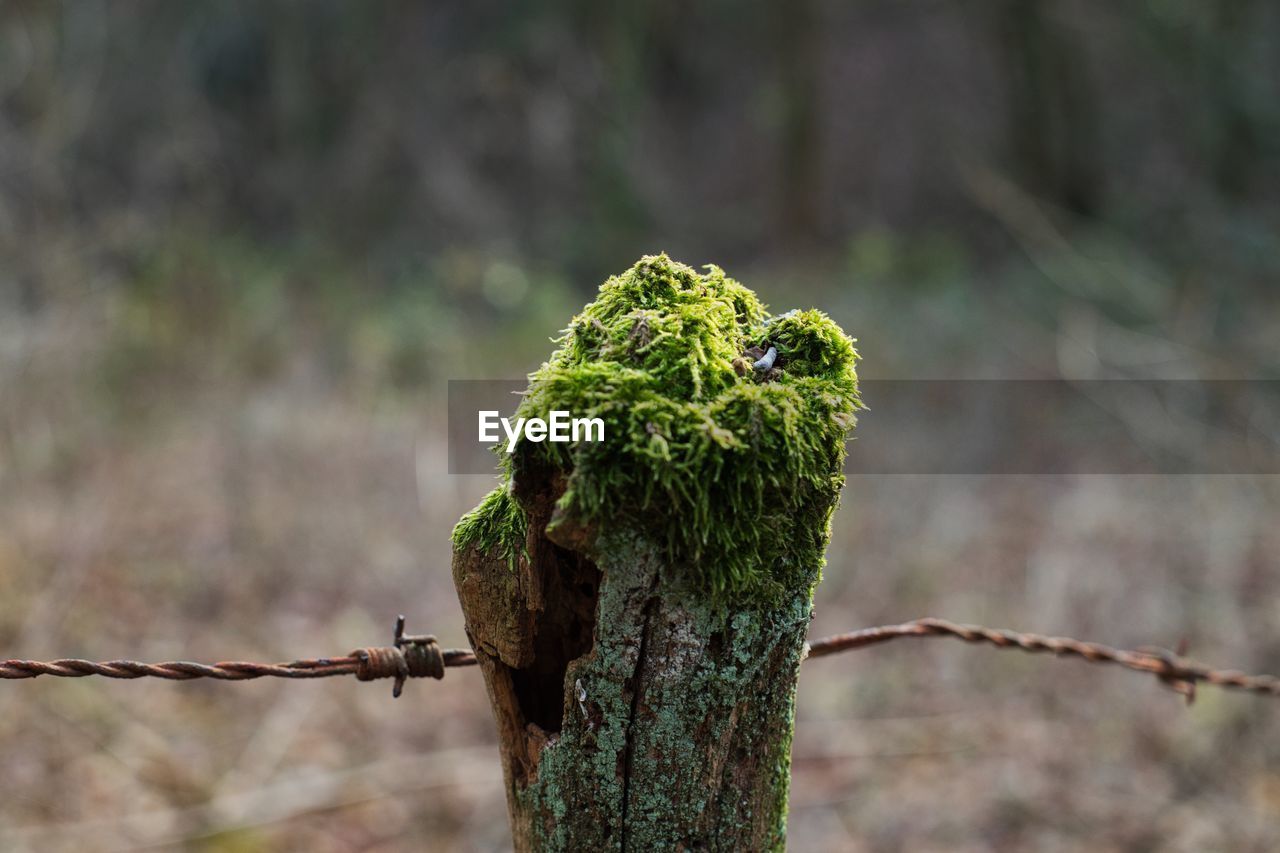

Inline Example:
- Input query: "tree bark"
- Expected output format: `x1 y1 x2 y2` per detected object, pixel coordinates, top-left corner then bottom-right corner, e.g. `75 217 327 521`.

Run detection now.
453 470 815 851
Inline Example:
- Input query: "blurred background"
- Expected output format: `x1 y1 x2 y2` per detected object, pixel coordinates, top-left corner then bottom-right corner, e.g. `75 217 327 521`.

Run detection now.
1 2 1279 850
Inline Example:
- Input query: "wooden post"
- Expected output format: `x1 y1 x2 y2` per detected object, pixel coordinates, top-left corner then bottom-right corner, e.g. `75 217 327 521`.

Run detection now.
452 256 859 851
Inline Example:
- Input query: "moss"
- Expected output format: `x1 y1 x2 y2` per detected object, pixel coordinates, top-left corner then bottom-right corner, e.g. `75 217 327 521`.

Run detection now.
451 485 527 570
452 254 860 603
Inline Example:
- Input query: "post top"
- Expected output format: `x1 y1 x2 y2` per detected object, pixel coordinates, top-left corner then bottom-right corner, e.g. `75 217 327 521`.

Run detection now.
454 254 860 603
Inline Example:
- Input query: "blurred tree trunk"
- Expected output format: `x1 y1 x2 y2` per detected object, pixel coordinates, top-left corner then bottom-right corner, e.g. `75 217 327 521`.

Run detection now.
773 0 822 250
1127 0 1265 201
992 0 1103 217
453 474 811 851
1203 1 1263 199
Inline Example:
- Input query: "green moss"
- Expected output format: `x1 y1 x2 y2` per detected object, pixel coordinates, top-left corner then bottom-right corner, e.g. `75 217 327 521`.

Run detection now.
451 485 527 569
453 254 860 603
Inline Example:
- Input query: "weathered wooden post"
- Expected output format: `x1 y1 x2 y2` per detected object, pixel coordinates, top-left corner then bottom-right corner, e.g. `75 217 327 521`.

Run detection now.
452 255 860 850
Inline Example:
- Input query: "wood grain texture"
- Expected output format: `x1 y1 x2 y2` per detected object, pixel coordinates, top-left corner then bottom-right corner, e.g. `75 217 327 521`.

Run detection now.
454 467 818 851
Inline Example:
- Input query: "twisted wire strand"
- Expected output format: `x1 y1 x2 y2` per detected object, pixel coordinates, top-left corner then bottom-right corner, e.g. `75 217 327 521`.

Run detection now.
0 648 477 681
804 617 1280 700
3 617 1279 703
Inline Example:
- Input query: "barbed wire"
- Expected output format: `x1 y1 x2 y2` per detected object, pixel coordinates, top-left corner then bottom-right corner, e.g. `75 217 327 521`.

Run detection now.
0 617 476 698
4 614 1278 703
804 617 1280 702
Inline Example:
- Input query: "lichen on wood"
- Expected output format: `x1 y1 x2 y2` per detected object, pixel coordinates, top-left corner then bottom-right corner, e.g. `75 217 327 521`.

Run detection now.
451 254 860 850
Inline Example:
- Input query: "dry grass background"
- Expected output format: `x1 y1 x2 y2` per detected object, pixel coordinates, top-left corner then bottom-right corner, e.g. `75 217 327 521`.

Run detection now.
1 266 1278 852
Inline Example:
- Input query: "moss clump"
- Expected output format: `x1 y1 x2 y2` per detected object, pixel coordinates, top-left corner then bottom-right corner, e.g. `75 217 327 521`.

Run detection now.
452 254 860 603
451 485 527 570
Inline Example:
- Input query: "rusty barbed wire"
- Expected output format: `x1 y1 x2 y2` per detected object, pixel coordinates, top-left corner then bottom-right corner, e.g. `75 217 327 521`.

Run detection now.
4 614 1279 704
804 617 1280 702
0 616 477 698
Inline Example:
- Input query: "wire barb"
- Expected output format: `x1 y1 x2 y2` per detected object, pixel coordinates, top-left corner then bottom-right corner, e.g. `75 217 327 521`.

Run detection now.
804 617 1280 701
350 615 449 697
